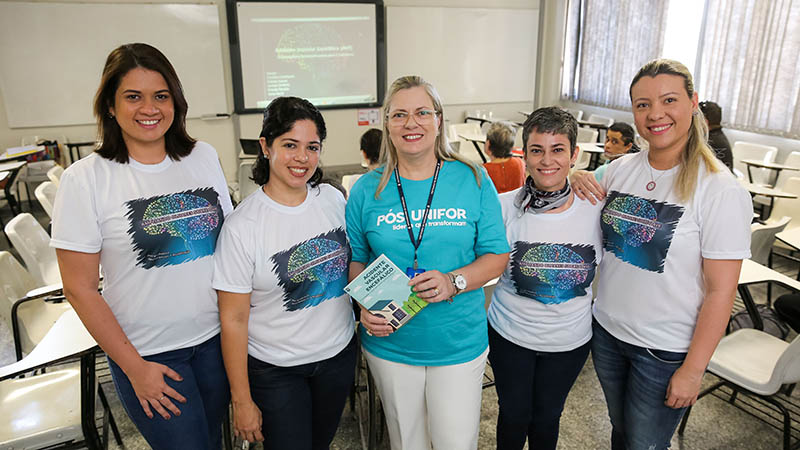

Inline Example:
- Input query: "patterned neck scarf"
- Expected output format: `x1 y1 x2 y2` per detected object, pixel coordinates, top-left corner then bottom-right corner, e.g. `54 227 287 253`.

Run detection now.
514 176 572 214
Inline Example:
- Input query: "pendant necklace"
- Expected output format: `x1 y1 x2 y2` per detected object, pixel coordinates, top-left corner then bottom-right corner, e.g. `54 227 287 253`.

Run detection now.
646 159 667 191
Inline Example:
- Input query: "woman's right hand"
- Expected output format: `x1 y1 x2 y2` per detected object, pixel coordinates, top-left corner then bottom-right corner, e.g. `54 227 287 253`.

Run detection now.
359 305 394 337
233 399 264 443
570 169 607 204
128 360 187 419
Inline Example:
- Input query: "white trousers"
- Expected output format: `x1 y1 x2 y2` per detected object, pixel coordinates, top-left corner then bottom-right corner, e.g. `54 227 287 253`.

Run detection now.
363 347 489 450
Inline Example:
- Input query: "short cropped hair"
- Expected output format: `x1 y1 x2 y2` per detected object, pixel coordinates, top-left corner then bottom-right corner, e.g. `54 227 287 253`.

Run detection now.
485 121 516 158
608 122 636 146
522 107 578 155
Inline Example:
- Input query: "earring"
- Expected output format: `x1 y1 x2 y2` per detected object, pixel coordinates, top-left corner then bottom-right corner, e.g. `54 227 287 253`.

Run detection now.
107 113 115 119
570 163 575 168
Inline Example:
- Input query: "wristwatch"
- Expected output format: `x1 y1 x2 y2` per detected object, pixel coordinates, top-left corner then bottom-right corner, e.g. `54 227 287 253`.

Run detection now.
449 272 467 295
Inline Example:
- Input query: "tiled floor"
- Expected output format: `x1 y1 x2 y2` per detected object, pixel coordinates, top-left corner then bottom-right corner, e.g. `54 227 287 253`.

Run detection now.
1 203 797 449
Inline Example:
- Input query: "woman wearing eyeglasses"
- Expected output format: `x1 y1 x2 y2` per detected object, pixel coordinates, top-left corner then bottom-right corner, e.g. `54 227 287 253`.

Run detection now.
346 75 509 450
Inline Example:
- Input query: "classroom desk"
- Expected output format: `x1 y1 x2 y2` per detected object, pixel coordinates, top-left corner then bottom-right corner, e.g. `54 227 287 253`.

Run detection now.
464 116 522 127
0 160 27 215
742 158 800 186
65 141 96 164
739 181 797 219
0 145 44 162
577 142 605 170
776 227 800 252
738 258 800 331
457 132 489 163
0 308 102 449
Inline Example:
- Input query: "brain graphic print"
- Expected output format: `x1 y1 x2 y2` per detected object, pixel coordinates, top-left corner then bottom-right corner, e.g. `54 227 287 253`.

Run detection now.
287 238 349 285
520 244 587 291
141 193 219 244
603 196 658 247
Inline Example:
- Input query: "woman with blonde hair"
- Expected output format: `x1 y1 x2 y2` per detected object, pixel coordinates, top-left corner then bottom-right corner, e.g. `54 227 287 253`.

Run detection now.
346 75 509 449
572 59 752 449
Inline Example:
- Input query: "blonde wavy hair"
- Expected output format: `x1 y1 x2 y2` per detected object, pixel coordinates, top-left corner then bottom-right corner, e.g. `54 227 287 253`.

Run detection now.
630 59 720 202
375 75 480 198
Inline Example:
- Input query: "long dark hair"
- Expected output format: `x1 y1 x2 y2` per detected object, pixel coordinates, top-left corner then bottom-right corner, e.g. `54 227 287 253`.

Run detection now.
93 43 195 163
252 97 326 186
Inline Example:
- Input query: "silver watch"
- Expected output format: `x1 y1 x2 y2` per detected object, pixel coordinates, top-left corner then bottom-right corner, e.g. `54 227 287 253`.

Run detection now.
450 272 467 294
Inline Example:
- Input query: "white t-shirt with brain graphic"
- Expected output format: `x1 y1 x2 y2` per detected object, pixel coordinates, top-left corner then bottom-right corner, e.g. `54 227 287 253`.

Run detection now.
488 192 603 352
594 151 752 352
51 142 233 356
212 184 355 367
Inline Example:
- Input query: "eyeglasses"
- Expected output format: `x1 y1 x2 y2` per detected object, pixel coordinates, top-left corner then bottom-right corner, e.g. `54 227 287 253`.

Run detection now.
386 109 439 126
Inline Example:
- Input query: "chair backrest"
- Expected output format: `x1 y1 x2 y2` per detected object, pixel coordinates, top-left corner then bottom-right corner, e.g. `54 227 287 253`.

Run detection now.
342 174 361 197
237 160 259 202
586 113 614 127
733 141 778 185
772 333 800 387
34 181 57 218
4 213 60 286
565 108 584 121
573 145 591 171
0 251 37 326
46 165 64 187
774 152 800 191
769 177 800 228
750 216 791 264
577 127 598 144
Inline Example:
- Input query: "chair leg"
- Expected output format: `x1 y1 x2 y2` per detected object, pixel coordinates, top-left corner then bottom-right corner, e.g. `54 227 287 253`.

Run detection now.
223 406 233 450
677 404 694 435
760 395 792 450
97 385 123 445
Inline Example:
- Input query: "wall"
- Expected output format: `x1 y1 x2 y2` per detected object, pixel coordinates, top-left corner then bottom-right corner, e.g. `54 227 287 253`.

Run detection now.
0 0 539 183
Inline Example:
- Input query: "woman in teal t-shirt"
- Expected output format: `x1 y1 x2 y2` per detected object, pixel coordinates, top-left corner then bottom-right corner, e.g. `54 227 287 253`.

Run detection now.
345 75 509 450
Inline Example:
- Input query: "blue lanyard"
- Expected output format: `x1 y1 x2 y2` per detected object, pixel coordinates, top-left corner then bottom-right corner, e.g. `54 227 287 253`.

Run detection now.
393 160 441 269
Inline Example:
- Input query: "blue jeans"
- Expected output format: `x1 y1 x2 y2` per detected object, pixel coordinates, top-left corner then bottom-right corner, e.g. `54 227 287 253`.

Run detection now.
248 334 357 450
592 320 687 450
107 333 230 450
488 324 590 450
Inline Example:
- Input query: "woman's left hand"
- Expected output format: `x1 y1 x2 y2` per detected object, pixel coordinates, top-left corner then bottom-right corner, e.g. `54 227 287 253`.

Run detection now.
409 270 455 303
664 365 703 409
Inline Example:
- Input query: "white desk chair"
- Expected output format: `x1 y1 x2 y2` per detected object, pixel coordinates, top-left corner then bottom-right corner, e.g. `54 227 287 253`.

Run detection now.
733 141 778 185
573 146 591 171
0 308 118 450
678 329 800 450
34 181 56 218
448 123 486 164
754 152 800 209
577 127 598 144
586 113 614 127
234 160 259 203
751 217 791 266
342 174 361 197
768 178 800 232
0 251 70 357
565 108 583 121
4 213 61 286
46 164 64 187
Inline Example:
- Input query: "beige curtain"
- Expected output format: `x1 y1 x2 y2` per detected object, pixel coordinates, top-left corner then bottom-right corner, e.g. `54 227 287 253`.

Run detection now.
698 0 800 139
561 0 670 110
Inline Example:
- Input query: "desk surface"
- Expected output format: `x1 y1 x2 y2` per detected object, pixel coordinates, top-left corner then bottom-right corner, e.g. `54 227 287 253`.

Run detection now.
739 258 800 291
0 309 96 380
776 227 800 251
0 145 44 162
742 159 800 171
0 160 27 172
577 120 609 130
578 142 604 153
459 132 486 143
739 181 798 198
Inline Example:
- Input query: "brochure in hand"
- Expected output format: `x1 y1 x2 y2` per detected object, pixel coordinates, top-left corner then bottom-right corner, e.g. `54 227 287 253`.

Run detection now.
344 254 428 330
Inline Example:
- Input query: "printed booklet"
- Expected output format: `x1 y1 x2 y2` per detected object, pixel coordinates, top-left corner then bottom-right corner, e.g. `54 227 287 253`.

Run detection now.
344 254 428 330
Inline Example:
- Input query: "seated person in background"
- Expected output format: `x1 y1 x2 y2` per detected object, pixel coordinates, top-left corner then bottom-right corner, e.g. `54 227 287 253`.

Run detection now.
483 121 526 193
345 128 382 193
360 128 382 171
699 101 734 172
594 122 640 181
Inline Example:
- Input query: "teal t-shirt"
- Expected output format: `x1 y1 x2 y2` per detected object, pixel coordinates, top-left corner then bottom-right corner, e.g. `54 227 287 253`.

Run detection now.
346 160 509 366
594 161 609 181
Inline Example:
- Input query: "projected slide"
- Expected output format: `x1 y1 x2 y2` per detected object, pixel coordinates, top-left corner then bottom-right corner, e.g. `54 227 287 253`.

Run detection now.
236 2 378 109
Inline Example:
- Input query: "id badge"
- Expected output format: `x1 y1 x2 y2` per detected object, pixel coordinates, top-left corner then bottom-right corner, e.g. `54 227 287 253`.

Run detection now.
406 267 426 278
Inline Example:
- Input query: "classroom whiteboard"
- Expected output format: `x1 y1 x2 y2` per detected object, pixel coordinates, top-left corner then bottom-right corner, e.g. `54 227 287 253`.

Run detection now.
0 2 228 128
386 6 538 105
